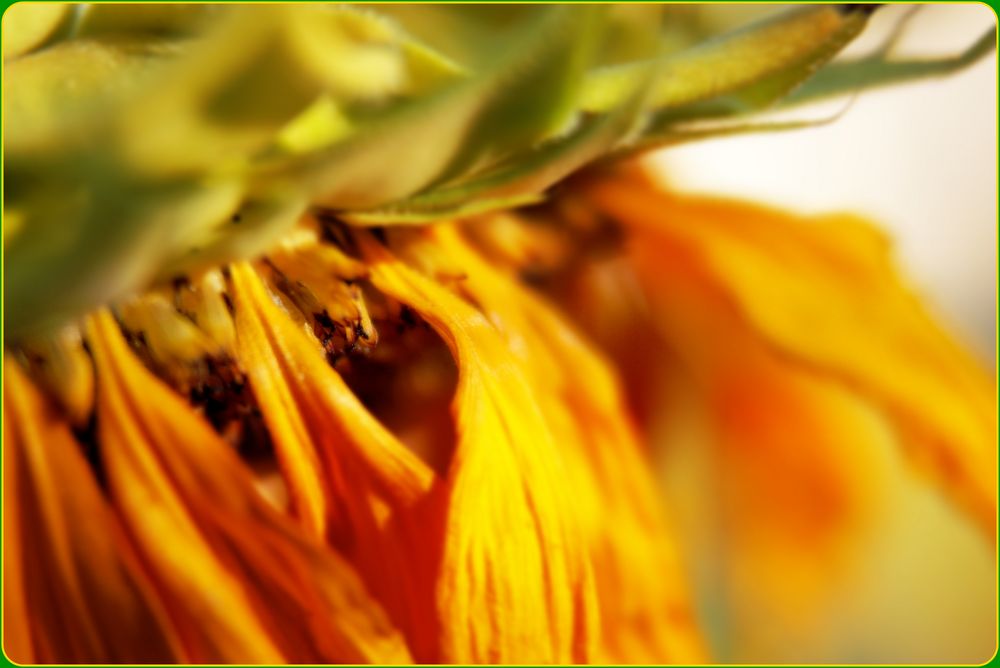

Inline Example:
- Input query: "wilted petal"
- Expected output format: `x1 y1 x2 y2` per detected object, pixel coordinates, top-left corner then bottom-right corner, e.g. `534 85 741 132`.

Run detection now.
228 260 437 657
362 234 600 663
585 172 997 542
3 357 178 663
84 310 411 664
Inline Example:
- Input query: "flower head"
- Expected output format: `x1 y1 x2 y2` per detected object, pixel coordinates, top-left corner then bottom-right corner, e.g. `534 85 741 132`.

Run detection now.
3 4 996 664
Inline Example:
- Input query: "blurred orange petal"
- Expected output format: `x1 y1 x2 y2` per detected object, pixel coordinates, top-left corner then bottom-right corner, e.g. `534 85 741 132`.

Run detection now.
585 173 997 543
3 357 178 663
626 240 894 621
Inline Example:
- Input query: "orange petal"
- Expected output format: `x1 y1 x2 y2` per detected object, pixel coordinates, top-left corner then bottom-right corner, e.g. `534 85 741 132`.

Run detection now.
84 310 411 664
585 174 997 542
227 261 437 657
362 234 600 663
3 357 178 663
404 226 706 662
624 238 895 623
552 254 673 430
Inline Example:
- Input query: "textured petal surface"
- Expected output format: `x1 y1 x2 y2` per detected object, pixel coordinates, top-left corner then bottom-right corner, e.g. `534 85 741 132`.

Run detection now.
363 235 600 663
85 310 411 664
397 226 706 662
228 261 437 658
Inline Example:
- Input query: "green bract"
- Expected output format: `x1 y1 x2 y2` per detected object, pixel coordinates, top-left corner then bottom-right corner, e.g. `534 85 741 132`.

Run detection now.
3 4 995 338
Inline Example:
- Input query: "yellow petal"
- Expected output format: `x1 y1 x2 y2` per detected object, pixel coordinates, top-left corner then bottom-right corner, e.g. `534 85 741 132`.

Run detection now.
361 234 600 663
2 401 32 665
402 226 706 662
3 357 178 663
585 173 997 542
228 260 436 657
84 310 411 663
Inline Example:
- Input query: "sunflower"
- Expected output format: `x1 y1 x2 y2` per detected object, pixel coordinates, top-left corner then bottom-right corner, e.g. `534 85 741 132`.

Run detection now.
2 4 996 664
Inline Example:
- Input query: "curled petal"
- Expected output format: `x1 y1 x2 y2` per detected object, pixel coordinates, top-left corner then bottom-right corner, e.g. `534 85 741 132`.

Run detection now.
362 235 600 663
84 310 411 664
402 226 706 662
228 261 436 656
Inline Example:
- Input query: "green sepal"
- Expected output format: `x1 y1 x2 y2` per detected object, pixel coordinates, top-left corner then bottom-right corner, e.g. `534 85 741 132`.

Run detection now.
582 6 870 115
249 6 615 210
780 26 997 108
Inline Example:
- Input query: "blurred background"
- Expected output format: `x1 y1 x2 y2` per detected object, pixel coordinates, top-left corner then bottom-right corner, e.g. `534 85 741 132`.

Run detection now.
651 4 997 663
